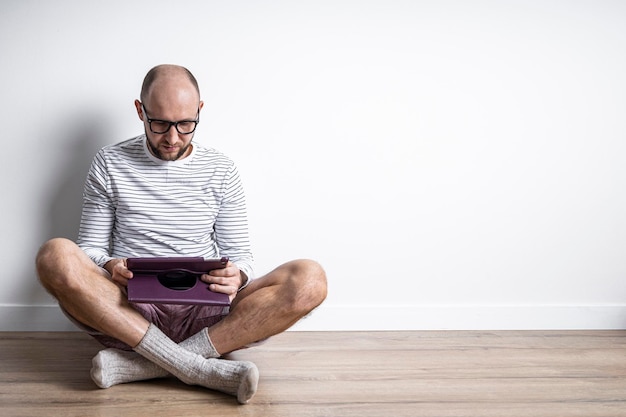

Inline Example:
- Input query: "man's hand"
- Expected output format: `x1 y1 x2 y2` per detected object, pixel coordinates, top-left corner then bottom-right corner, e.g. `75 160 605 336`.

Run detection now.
201 261 246 301
103 258 133 287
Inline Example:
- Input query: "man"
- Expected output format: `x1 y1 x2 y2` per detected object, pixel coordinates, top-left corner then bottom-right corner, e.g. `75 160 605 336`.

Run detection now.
35 64 327 404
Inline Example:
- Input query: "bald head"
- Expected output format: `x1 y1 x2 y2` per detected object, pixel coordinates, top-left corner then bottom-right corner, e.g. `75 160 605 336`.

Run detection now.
135 64 203 161
140 64 200 104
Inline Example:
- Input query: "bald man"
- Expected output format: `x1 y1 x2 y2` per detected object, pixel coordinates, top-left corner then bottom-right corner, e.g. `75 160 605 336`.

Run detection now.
36 64 327 404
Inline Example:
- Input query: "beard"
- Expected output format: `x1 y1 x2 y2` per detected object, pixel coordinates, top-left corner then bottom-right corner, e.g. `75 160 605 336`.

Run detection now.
146 134 192 161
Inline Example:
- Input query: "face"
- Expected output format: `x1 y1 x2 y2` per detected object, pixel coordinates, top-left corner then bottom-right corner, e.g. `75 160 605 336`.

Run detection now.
141 105 199 161
135 79 203 161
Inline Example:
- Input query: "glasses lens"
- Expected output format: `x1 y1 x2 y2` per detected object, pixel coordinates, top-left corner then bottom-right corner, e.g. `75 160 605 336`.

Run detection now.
150 121 172 134
176 121 197 134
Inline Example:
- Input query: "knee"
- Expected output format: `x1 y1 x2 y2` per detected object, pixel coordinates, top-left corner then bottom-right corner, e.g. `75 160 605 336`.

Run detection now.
36 237 74 269
287 259 328 312
35 238 81 288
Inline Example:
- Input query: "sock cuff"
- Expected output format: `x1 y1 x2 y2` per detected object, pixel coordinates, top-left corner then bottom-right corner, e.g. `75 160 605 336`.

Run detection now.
180 327 220 358
134 324 171 355
204 328 221 357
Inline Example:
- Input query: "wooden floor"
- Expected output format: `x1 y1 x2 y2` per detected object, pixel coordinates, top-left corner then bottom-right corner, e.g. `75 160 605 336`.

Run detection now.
1 331 626 417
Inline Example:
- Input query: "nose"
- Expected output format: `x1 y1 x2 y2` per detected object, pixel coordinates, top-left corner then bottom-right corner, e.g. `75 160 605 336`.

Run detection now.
164 125 179 144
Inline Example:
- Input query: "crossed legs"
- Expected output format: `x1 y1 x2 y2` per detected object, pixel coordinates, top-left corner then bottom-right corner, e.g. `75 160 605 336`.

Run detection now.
35 238 327 403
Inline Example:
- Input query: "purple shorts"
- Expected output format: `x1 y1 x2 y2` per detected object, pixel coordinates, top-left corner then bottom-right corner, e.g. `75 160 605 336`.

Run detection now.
63 302 228 351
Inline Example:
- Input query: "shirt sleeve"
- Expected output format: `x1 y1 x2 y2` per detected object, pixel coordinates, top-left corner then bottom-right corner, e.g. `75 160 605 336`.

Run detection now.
76 151 116 267
214 162 255 288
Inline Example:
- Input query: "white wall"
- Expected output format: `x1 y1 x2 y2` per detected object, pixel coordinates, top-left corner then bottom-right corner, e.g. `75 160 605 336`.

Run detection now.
1 0 625 331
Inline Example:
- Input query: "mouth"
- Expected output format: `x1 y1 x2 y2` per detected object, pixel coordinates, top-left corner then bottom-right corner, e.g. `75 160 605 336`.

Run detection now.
161 144 179 152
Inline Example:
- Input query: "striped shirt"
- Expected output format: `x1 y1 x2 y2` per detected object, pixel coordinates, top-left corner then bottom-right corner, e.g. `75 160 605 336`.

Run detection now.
77 135 254 282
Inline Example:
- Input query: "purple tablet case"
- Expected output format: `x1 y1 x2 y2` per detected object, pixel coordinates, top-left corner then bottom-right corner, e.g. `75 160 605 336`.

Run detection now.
126 256 231 306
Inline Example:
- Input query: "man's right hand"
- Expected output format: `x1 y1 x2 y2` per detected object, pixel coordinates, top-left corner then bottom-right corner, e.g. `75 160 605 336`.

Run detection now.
104 258 134 286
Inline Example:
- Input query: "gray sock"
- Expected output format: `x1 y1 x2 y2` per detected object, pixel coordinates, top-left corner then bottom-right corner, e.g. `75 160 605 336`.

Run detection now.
92 326 258 404
182 327 220 358
91 327 220 388
91 349 166 388
133 324 258 404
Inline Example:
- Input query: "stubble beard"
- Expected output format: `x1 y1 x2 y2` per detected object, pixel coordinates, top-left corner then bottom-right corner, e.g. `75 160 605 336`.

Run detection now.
146 134 192 161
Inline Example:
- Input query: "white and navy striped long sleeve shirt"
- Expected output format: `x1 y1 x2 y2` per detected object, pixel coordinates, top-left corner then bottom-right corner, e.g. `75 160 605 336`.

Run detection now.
77 135 254 282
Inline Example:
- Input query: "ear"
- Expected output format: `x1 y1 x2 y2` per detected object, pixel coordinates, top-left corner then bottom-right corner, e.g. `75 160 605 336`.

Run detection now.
134 100 144 121
198 100 205 112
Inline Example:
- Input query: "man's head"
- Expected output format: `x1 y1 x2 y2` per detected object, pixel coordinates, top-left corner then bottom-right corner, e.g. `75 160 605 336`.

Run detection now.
135 64 204 161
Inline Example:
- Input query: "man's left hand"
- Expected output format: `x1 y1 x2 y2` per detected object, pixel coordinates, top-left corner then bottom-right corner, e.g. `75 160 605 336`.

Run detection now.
201 261 245 301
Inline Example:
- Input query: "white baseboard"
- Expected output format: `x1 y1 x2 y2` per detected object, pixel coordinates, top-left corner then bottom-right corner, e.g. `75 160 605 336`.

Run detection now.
2 304 626 331
290 304 626 331
2 305 81 332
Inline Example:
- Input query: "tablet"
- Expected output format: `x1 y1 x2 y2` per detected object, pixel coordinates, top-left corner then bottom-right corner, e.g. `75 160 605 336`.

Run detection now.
126 256 231 306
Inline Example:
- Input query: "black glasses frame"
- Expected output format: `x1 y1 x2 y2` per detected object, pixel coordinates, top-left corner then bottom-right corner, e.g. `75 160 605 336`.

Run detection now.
141 104 200 135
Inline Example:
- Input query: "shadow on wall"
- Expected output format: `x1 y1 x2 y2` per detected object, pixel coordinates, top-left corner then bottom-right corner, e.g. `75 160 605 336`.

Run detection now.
26 112 113 329
44 116 111 240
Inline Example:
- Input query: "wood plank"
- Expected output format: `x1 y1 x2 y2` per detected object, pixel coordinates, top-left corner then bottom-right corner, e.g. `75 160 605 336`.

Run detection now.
1 331 625 417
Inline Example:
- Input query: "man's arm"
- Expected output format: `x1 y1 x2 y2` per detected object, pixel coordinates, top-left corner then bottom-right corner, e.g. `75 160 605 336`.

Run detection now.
76 151 116 267
212 163 254 292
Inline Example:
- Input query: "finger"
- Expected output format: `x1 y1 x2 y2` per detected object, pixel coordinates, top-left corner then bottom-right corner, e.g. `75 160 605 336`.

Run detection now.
111 274 130 287
115 262 133 279
208 282 238 296
121 259 133 278
202 274 239 288
209 266 235 277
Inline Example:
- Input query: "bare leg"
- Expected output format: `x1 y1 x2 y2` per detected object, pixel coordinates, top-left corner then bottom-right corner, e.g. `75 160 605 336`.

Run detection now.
36 238 260 403
89 262 328 387
35 238 149 347
208 259 328 355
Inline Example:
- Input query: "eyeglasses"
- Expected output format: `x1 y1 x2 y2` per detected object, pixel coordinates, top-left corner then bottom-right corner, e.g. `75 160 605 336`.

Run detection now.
141 104 200 135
